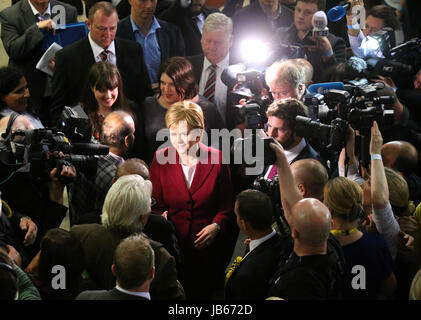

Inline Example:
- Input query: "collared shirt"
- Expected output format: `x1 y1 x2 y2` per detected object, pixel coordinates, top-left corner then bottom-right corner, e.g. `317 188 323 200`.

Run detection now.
88 33 117 65
115 286 151 300
199 55 229 123
130 15 161 85
28 0 51 17
243 230 277 260
264 138 307 179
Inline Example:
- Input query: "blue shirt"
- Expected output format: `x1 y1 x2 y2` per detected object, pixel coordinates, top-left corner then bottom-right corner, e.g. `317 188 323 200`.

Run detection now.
130 16 161 84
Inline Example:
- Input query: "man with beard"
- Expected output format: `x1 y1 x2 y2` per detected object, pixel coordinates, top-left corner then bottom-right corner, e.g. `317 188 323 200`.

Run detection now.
261 98 323 181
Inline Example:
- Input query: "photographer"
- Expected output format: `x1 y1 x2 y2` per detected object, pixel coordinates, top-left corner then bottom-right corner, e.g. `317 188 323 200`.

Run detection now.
68 110 135 225
261 98 324 181
347 2 402 59
273 0 346 82
0 114 75 267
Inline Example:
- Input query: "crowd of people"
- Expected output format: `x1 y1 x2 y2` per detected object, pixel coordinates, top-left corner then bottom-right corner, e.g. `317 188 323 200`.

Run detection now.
0 0 421 301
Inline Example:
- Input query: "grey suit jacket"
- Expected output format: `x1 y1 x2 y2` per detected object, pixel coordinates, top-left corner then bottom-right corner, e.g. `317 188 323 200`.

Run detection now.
76 287 150 300
0 0 77 119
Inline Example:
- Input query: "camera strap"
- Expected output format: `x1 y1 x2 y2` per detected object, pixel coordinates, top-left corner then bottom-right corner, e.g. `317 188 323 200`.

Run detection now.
2 111 20 140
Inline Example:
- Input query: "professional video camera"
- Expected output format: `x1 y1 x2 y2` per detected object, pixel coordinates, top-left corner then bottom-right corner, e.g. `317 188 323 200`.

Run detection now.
296 79 395 168
365 36 421 88
232 103 276 169
0 108 109 184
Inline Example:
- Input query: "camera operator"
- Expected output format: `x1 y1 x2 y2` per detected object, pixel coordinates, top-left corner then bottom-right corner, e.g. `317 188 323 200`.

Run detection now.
273 0 346 82
347 2 402 59
0 114 75 267
68 110 135 225
261 98 324 180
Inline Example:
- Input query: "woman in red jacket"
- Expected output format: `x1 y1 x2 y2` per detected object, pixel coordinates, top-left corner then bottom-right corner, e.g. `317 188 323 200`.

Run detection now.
150 101 235 299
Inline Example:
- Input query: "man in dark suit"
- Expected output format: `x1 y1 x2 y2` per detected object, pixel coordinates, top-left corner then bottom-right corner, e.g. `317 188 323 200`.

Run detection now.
225 189 286 300
116 0 185 87
0 0 78 125
187 12 235 129
76 233 154 300
157 0 218 56
260 98 324 181
50 1 153 124
273 0 346 82
71 174 185 300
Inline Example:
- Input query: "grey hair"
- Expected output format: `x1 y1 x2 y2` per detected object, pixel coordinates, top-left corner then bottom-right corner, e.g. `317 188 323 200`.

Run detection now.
265 59 306 91
102 174 152 233
203 12 233 36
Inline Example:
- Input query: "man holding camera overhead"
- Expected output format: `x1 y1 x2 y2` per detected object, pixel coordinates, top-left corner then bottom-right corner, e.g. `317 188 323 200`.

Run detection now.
274 0 346 82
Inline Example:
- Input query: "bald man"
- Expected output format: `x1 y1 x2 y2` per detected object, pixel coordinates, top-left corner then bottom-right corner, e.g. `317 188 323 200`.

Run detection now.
290 159 328 202
69 111 136 225
268 198 344 300
381 140 421 205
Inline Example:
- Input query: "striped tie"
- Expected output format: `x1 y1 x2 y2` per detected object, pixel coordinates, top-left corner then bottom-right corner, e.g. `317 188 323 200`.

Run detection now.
99 50 109 62
36 13 50 21
203 64 216 102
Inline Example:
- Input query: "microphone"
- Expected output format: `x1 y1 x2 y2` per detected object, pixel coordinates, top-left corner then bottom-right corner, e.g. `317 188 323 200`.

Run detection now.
308 82 345 95
312 11 329 38
327 1 351 22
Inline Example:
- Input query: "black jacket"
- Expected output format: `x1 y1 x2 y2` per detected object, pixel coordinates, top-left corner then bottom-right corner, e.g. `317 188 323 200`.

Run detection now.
50 36 153 124
157 0 218 56
116 16 186 63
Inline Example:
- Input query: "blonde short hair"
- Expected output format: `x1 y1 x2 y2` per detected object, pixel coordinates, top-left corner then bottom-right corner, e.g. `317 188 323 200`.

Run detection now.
165 101 205 132
324 177 363 221
385 167 415 217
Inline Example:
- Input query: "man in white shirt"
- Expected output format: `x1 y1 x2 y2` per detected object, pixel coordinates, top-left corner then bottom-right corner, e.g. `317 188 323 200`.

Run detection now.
225 189 285 300
76 233 155 300
263 98 323 180
50 1 152 124
188 13 233 128
346 1 401 58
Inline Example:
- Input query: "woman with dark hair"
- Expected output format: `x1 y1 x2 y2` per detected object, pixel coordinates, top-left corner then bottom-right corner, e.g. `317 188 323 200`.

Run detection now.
0 66 43 128
80 61 136 140
24 228 87 300
140 56 224 165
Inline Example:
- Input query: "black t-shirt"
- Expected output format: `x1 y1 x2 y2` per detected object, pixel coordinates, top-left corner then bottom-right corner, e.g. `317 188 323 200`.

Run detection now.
268 235 345 300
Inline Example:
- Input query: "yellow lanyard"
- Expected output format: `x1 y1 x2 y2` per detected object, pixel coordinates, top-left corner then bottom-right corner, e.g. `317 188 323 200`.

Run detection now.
330 227 359 236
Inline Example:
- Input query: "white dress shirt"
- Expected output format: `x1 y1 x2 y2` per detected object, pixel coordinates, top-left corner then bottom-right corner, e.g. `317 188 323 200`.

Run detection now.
88 33 117 65
264 138 307 179
115 286 151 300
199 55 229 123
243 230 277 260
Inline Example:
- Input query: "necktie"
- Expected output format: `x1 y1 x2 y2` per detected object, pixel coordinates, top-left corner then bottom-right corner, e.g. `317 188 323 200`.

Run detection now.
192 15 204 34
99 50 109 62
36 13 50 21
203 64 216 102
267 165 277 180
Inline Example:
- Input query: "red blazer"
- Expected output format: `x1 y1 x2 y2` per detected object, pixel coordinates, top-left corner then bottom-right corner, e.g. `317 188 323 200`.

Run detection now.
150 143 234 243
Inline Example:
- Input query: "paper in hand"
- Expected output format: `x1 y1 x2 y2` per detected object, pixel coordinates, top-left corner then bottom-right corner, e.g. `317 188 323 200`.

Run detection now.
36 42 63 76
